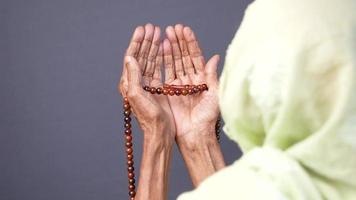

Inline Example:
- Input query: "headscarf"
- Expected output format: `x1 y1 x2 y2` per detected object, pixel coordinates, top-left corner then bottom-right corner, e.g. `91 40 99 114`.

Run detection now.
179 0 356 199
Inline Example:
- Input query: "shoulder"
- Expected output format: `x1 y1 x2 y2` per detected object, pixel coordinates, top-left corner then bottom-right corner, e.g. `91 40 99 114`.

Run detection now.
177 160 287 200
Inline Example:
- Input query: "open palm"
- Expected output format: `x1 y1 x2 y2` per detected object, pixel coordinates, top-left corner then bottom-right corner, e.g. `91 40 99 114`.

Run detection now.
163 25 220 138
119 24 175 138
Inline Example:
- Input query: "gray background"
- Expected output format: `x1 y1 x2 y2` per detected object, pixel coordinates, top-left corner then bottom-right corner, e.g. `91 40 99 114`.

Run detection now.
0 0 249 199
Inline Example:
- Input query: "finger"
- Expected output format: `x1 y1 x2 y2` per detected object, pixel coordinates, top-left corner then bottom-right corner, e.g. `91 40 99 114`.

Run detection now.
205 54 220 88
125 56 143 96
166 26 185 78
175 24 194 75
143 26 161 85
183 26 205 73
125 26 145 57
152 44 163 84
163 39 175 83
137 23 154 71
121 26 144 97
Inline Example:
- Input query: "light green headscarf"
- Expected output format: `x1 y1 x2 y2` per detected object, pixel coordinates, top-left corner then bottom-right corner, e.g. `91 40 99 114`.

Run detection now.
178 0 356 199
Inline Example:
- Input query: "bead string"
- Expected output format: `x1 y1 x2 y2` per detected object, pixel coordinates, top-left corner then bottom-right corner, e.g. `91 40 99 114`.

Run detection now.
123 84 221 199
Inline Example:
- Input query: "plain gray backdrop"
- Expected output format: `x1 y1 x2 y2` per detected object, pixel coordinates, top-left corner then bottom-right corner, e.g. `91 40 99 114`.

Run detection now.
0 0 250 199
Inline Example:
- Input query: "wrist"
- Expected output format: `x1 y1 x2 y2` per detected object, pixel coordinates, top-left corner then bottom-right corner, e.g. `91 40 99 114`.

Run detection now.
176 125 225 186
176 126 218 157
176 123 217 147
143 123 174 150
136 130 173 200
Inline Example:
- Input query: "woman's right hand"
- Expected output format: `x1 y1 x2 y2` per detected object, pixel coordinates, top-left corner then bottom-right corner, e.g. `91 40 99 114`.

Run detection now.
163 24 225 186
163 24 220 143
118 24 175 144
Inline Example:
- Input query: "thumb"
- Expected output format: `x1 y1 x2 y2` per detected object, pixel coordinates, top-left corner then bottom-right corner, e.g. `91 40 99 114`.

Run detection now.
125 56 143 91
205 54 220 87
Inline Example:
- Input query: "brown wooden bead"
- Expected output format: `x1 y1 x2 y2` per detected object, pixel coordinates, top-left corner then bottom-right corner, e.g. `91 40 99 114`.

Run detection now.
129 191 136 197
124 110 131 116
127 160 134 166
197 85 203 91
128 172 135 179
130 197 135 200
184 84 190 89
202 84 208 91
181 89 188 96
143 86 150 91
168 89 175 96
129 178 135 184
123 103 130 110
125 142 132 148
193 86 200 93
125 129 132 135
124 123 131 129
188 89 194 95
125 135 132 142
127 154 133 160
126 147 133 154
175 89 182 96
128 166 134 172
150 87 156 94
129 184 135 191
124 97 129 102
162 88 169 95
156 87 162 94
124 117 131 122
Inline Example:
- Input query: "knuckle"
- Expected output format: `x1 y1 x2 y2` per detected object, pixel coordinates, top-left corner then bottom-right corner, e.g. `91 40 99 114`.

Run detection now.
182 50 189 57
182 56 192 64
155 58 162 65
144 38 152 43
143 50 150 57
147 54 156 62
173 53 182 60
164 57 173 66
138 51 145 58
146 60 154 67
191 50 201 57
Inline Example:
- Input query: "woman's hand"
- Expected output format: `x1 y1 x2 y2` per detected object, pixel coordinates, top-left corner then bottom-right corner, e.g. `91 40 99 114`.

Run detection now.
119 24 175 143
163 24 225 186
163 24 220 142
118 24 175 200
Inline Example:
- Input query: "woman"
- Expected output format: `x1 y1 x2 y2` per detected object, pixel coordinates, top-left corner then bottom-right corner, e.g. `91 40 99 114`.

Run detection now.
118 0 356 199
